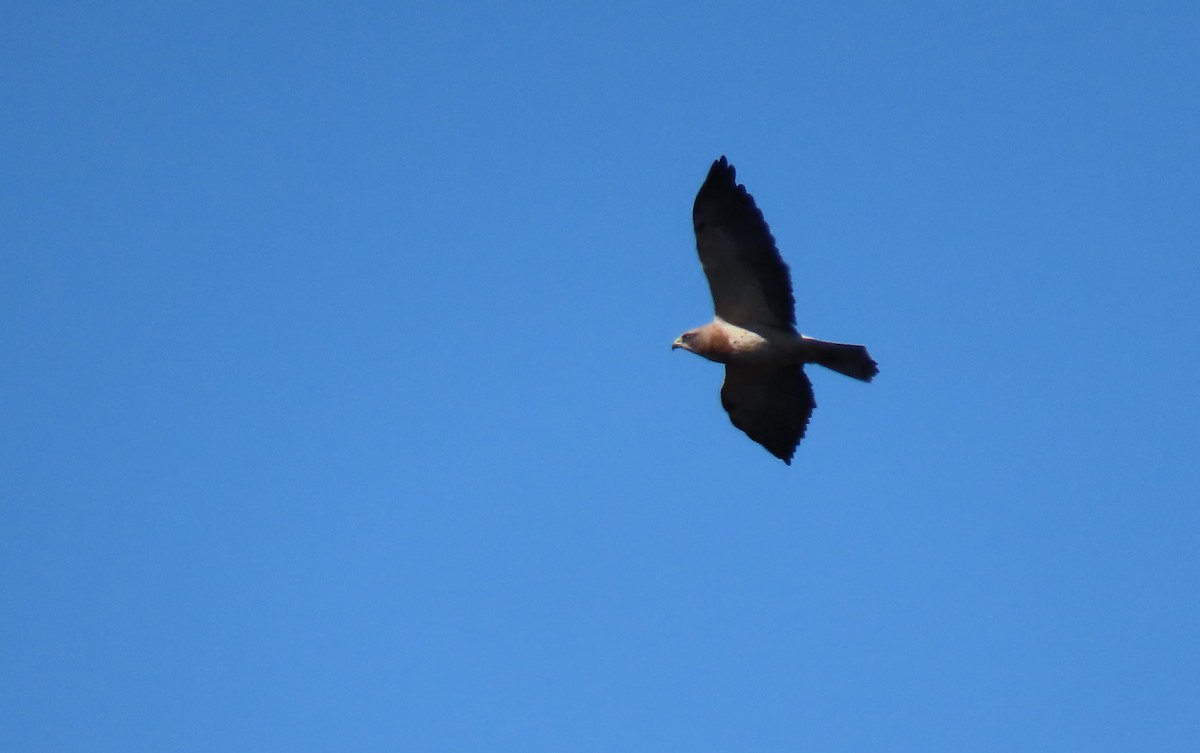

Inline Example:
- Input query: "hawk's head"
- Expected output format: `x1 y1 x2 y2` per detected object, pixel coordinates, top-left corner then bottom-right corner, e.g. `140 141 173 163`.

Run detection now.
672 324 730 364
671 329 702 354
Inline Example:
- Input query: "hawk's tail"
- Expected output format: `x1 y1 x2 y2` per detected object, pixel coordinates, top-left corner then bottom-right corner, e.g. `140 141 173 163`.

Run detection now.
803 338 879 382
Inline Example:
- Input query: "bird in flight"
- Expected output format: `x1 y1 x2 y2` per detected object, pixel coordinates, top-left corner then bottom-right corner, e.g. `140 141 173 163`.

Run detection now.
673 156 878 464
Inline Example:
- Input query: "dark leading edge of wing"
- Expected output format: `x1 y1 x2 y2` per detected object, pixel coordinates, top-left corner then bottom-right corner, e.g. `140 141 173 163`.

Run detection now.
692 156 796 328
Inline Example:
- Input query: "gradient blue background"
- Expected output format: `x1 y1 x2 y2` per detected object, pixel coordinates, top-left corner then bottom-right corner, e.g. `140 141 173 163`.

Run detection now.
3 2 1198 751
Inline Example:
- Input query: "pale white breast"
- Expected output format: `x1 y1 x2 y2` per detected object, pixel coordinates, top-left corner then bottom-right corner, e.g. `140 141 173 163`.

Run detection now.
714 318 794 363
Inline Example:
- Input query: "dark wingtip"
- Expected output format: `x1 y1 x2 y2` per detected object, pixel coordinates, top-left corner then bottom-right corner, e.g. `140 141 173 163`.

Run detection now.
771 444 797 465
705 155 734 184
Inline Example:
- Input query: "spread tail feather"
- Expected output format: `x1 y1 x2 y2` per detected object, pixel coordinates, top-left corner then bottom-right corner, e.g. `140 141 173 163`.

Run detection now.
802 338 878 382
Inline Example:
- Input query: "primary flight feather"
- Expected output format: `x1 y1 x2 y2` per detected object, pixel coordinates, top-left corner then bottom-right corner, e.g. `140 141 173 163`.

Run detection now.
673 156 878 464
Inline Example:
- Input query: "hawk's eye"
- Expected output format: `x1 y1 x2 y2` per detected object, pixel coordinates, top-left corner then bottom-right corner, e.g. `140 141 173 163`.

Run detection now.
682 333 693 341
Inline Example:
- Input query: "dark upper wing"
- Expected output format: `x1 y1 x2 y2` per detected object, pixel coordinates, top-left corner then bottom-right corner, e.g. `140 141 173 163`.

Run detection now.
720 364 814 465
692 156 796 329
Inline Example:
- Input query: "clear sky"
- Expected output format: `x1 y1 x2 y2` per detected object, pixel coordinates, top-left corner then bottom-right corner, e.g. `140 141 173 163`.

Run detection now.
3 2 1198 751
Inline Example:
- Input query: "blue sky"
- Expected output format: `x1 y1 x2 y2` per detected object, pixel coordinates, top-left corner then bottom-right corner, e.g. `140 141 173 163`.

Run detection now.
3 2 1198 751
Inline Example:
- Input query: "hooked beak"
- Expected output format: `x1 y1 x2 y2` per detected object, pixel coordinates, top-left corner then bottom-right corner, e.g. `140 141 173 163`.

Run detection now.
671 338 683 350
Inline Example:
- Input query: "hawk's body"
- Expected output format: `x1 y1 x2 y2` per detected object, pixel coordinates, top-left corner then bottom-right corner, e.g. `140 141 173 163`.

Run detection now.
672 157 878 464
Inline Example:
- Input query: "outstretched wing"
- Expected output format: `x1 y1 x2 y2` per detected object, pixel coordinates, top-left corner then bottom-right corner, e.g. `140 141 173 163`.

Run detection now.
693 156 796 329
720 364 814 465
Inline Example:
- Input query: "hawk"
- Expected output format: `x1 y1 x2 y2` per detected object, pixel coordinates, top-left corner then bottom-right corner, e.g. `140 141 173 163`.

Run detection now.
673 156 878 464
